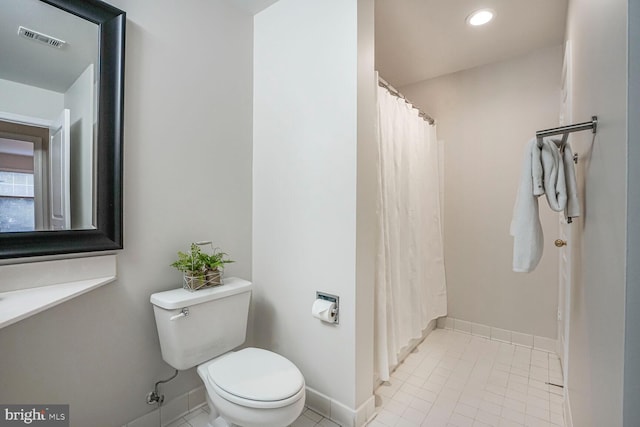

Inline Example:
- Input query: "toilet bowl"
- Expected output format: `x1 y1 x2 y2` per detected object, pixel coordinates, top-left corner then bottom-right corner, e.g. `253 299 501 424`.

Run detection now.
197 348 305 427
150 278 305 427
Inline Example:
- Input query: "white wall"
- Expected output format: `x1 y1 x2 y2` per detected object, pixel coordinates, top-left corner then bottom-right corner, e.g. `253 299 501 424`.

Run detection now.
0 1 254 425
564 0 628 425
0 78 63 121
64 64 94 229
625 3 640 426
355 0 376 410
253 0 365 411
402 45 563 339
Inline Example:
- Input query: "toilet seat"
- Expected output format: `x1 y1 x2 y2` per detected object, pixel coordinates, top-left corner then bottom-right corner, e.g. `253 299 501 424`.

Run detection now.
206 347 305 409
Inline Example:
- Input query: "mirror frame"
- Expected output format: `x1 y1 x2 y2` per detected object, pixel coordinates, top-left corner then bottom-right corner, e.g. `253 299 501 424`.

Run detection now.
0 0 125 259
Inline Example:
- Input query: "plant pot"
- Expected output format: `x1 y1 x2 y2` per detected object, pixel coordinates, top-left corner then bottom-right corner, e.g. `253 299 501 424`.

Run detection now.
183 271 206 291
182 269 223 292
205 268 223 287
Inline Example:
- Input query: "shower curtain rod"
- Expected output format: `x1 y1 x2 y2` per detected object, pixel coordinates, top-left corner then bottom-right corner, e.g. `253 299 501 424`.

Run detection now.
378 76 435 125
536 116 598 138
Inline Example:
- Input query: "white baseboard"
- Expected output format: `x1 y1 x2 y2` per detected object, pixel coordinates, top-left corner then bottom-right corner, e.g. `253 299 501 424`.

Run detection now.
437 316 558 353
305 387 376 427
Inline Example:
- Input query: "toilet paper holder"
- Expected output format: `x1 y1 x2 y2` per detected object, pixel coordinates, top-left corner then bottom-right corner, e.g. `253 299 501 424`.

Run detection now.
316 291 339 324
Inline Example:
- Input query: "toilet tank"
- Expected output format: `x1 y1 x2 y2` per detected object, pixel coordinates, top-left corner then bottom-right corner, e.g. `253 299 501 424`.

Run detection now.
150 277 252 370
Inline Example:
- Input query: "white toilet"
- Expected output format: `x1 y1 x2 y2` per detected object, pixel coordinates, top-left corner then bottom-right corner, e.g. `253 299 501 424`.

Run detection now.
150 278 305 427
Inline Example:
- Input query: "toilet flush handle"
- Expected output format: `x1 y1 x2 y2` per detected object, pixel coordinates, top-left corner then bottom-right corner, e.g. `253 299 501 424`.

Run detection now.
170 308 189 321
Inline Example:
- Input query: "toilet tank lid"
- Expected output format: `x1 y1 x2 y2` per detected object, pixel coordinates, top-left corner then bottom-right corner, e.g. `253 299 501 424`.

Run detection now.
150 277 252 309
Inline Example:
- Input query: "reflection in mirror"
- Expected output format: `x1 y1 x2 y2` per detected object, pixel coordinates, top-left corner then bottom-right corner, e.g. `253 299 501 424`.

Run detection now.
0 140 35 232
0 0 98 232
0 0 125 259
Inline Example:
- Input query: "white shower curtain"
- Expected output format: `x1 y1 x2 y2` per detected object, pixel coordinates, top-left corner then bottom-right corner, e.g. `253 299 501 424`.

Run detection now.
374 84 447 381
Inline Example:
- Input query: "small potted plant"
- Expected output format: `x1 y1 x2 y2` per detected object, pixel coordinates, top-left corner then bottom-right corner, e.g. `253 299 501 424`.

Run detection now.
201 247 234 286
171 242 233 291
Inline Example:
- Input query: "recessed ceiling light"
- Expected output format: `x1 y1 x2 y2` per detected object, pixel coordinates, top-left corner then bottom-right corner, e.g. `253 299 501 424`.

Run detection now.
467 9 495 26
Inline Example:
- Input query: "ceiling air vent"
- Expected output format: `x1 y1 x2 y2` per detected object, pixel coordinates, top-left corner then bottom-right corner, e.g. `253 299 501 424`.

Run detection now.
17 26 66 49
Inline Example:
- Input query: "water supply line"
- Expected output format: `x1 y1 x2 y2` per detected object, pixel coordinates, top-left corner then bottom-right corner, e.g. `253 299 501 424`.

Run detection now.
146 369 179 405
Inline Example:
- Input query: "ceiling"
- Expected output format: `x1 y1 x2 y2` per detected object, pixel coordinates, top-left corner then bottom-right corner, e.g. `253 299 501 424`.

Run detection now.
0 0 98 93
375 0 568 87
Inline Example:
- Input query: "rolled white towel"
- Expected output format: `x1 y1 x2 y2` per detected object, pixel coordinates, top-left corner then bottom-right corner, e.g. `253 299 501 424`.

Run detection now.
540 137 567 212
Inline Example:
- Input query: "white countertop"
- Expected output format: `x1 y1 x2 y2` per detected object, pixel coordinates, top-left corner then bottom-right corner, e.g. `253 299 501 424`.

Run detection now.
0 276 116 329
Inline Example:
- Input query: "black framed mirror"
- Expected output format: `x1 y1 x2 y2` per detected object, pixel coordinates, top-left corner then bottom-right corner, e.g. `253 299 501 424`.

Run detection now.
0 0 125 259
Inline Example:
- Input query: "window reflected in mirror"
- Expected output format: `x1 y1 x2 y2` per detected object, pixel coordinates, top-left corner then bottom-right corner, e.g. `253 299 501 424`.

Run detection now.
0 170 35 232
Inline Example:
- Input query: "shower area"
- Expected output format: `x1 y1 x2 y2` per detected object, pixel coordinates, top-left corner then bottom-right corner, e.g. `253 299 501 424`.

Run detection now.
371 1 573 425
372 0 569 366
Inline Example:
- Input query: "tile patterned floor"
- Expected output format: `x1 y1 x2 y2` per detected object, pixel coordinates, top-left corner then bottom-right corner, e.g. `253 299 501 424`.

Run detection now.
368 329 565 427
165 404 338 427
163 406 210 427
169 328 564 427
291 409 341 427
